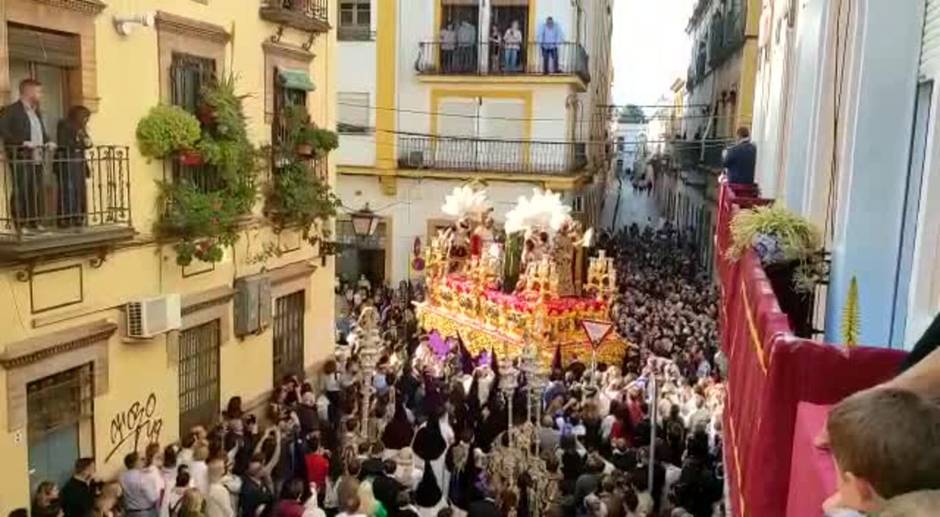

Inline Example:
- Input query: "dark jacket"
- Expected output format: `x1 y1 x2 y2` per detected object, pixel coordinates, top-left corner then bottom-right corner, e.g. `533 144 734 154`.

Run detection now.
372 474 404 513
467 499 500 517
722 140 757 185
0 100 49 146
240 476 274 517
60 477 95 517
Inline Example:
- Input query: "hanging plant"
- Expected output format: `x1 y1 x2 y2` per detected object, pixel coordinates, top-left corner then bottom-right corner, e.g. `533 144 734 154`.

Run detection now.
136 105 202 160
151 73 261 266
728 203 825 293
264 105 341 238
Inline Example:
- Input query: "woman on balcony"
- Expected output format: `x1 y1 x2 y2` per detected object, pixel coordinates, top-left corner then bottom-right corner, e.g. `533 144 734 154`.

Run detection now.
55 105 93 228
503 21 523 72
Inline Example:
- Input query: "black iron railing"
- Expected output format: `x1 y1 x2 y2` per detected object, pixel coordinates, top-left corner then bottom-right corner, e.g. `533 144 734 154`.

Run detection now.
260 0 330 31
398 135 589 175
416 41 590 82
0 145 131 237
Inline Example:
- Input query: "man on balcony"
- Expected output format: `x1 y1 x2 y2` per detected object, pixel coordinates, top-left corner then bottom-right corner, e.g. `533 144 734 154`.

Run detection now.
440 21 457 73
456 17 477 73
721 126 757 186
0 78 55 232
537 16 565 74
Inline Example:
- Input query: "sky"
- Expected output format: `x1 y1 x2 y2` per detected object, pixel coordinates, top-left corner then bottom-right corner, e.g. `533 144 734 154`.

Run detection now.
611 0 695 107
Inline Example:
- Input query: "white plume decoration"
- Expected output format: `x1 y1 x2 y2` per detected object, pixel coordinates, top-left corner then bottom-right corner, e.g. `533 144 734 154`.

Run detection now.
441 185 490 218
582 228 594 248
504 188 573 235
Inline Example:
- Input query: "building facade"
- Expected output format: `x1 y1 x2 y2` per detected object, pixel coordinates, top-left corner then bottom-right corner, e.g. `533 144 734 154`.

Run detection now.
651 0 762 274
750 0 932 347
0 0 338 507
334 0 613 285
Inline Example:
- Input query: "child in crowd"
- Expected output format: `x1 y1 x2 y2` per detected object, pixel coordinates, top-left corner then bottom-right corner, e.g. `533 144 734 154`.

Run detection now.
824 388 940 516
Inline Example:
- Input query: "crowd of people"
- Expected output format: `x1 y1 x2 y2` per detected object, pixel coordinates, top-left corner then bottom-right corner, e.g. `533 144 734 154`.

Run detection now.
27 223 729 517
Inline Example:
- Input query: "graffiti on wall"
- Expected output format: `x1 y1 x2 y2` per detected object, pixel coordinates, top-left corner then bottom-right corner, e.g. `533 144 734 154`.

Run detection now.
105 393 164 462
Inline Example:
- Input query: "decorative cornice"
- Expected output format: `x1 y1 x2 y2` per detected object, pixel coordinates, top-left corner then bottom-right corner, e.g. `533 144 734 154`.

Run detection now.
262 41 315 63
269 261 317 285
1 320 116 369
155 11 231 44
181 285 236 316
34 0 107 15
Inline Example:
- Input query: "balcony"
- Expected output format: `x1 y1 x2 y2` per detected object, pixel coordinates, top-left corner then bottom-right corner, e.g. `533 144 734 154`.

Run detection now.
669 140 725 171
415 41 590 84
397 135 588 176
0 146 134 261
259 0 330 33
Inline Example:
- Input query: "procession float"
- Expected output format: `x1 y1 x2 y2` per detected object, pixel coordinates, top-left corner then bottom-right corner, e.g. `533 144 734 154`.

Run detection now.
414 185 630 370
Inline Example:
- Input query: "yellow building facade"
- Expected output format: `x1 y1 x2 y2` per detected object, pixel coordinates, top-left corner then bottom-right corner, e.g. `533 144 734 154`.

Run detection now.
0 0 337 509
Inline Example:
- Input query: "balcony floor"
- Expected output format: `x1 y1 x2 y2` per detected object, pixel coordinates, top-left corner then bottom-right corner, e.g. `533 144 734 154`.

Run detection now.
0 225 136 261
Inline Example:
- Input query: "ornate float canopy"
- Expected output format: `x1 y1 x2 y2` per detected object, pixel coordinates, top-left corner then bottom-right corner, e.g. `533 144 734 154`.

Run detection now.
415 185 629 367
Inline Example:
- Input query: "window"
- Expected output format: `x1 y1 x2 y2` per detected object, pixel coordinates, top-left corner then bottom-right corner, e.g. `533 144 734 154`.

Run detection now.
27 364 94 491
339 0 372 40
178 320 220 438
572 195 585 214
273 68 311 147
273 291 306 384
338 92 370 133
170 53 215 114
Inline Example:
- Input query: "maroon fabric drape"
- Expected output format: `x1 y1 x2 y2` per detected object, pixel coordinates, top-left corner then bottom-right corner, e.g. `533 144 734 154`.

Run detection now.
715 181 907 516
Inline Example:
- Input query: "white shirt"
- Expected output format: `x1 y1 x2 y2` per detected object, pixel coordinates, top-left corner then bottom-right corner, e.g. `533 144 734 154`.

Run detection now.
188 461 209 495
503 28 522 49
23 102 44 147
206 482 234 517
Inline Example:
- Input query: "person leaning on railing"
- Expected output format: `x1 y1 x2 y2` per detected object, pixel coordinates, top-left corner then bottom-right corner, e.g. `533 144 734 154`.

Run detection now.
0 77 56 232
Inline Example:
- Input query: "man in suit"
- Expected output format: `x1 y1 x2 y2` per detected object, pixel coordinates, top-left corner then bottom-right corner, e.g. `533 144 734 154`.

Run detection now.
0 78 54 230
722 126 758 185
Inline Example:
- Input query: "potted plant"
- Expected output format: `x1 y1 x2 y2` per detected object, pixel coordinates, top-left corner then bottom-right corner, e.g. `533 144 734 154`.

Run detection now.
178 148 205 166
728 203 826 338
136 105 202 160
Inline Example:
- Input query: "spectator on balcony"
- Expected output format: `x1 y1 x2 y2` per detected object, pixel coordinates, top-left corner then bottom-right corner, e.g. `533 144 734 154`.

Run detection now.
823 388 940 516
55 105 93 228
721 126 757 185
440 22 457 73
489 25 502 73
503 21 523 72
537 17 565 74
456 18 477 73
0 78 55 231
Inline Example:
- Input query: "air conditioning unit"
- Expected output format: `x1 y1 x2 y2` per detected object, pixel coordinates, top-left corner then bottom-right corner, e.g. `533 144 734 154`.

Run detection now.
234 275 272 337
126 294 182 338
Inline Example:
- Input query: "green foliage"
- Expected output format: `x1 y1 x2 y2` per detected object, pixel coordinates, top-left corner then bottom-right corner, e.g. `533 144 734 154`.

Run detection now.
728 203 822 261
264 104 341 236
618 104 648 124
265 160 339 233
729 203 826 294
136 105 201 159
841 276 861 347
151 73 260 266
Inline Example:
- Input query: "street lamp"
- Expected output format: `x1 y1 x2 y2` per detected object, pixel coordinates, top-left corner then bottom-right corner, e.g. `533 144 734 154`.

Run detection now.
350 203 380 237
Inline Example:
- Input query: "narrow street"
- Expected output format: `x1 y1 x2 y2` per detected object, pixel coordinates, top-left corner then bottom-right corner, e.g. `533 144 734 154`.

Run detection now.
602 173 660 231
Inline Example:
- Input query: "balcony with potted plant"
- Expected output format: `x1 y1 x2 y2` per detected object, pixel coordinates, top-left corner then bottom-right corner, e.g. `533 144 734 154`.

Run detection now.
264 105 340 251
136 75 261 266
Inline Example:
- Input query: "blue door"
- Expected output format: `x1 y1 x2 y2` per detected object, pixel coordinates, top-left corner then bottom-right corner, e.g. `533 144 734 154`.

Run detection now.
28 423 80 493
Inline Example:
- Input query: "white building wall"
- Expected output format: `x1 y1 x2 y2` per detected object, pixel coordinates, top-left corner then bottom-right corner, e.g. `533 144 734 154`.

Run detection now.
337 176 545 283
336 0 378 167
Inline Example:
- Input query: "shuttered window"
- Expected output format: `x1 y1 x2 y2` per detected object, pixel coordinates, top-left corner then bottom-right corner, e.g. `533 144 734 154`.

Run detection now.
921 0 940 78
8 24 80 68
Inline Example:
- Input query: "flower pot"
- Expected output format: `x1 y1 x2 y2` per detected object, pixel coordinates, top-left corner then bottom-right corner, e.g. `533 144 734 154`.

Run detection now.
197 103 216 125
296 143 314 157
764 260 816 339
179 150 205 166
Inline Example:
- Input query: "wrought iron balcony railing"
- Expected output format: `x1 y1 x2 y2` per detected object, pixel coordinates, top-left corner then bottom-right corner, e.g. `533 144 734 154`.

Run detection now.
415 41 590 83
398 135 588 175
0 145 133 257
260 0 330 33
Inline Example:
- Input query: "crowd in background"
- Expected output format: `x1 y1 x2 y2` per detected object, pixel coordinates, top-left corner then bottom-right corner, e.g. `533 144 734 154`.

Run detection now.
25 222 726 517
